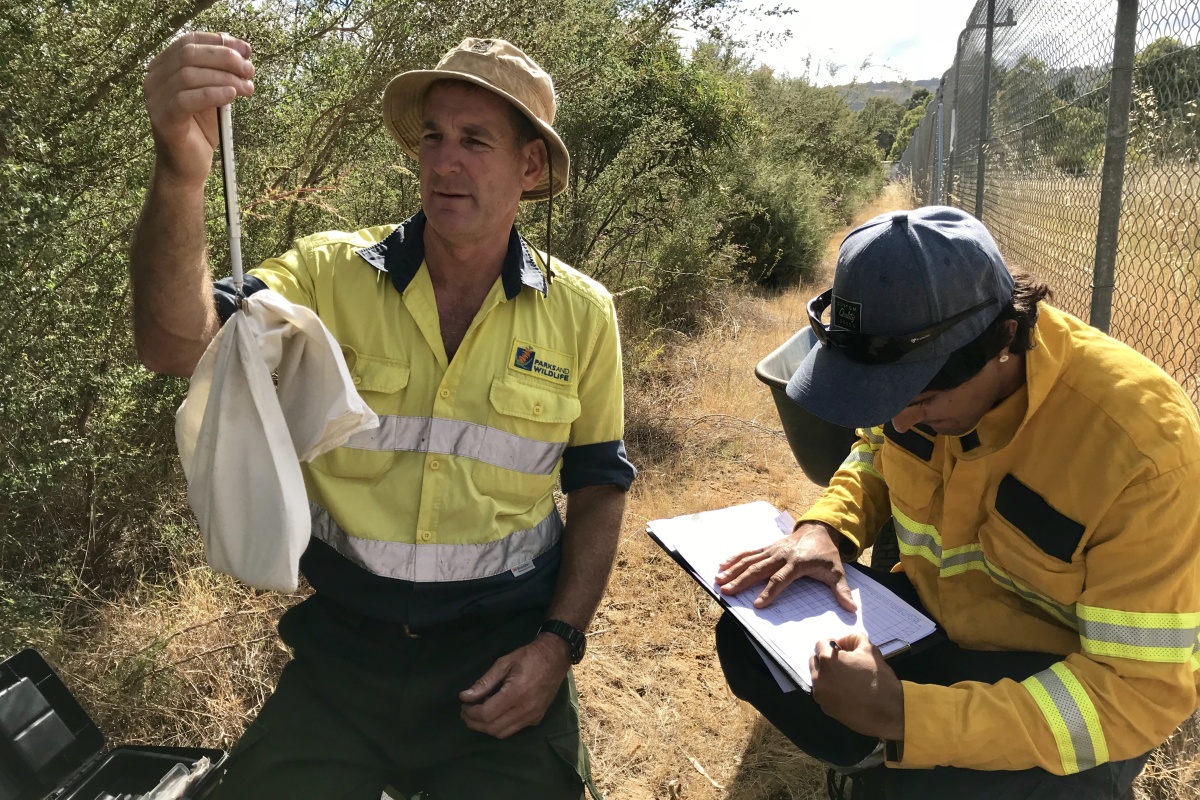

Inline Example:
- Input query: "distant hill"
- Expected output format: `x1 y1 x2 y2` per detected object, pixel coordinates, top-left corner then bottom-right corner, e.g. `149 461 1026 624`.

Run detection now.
834 79 942 111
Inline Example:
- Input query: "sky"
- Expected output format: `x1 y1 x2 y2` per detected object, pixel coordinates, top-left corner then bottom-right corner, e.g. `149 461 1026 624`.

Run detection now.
680 1 981 86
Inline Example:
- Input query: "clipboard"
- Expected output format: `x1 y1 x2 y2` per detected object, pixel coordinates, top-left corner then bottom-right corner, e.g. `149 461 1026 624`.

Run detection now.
647 501 939 693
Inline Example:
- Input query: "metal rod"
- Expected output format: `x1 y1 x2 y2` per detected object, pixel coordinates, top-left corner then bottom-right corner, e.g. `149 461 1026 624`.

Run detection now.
974 0 996 220
217 104 244 299
1090 0 1139 333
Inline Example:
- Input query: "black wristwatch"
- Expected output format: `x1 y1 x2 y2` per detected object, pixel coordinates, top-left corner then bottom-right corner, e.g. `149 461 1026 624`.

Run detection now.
538 619 587 664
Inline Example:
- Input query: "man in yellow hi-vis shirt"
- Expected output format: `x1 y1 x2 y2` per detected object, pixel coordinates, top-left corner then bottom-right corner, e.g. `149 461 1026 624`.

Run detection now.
715 207 1200 799
130 33 634 800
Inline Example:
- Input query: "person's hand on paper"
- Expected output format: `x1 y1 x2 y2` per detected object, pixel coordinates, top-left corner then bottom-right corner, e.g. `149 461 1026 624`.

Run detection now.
715 521 856 611
810 632 904 741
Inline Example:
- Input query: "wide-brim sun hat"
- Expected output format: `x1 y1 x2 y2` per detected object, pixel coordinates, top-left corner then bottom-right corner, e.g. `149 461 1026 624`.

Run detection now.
382 38 569 202
786 206 1016 429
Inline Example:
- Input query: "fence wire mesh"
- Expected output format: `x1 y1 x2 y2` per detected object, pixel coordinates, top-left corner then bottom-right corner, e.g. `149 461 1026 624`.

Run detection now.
900 0 1200 403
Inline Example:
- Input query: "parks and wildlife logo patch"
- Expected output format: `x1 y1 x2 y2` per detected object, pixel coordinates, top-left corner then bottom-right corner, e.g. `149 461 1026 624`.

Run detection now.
509 340 573 384
514 347 536 370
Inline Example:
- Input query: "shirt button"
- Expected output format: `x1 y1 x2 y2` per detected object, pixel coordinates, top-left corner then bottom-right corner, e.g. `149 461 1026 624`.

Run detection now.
420 530 432 542
352 375 362 385
429 459 440 470
533 404 543 415
439 388 450 399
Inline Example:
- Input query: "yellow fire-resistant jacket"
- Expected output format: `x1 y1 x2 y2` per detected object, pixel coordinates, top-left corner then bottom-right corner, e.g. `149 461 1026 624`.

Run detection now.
804 305 1200 775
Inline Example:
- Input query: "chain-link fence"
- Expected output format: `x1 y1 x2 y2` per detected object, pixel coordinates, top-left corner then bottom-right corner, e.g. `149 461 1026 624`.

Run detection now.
900 0 1200 403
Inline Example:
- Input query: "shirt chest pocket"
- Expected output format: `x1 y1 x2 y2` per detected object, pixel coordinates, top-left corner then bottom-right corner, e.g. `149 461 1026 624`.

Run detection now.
469 377 581 512
309 351 410 482
881 446 942 517
489 376 581 429
979 474 1086 607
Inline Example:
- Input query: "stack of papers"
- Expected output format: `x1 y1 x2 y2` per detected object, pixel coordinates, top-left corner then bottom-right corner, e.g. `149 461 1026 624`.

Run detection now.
647 501 936 692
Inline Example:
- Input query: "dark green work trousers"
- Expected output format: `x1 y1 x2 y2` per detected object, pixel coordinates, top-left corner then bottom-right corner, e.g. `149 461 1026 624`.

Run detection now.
208 596 600 800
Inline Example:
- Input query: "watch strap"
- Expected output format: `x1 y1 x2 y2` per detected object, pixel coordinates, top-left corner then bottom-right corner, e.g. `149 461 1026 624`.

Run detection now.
538 619 586 664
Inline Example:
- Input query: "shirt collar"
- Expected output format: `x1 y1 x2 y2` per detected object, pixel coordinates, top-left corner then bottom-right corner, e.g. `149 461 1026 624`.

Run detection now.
354 210 549 300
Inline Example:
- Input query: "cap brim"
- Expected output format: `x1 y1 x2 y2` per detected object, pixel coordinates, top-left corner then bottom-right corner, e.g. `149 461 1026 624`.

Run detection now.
382 69 570 201
785 339 948 429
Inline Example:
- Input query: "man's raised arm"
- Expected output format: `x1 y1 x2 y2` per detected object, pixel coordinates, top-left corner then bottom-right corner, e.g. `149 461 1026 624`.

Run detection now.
130 32 255 376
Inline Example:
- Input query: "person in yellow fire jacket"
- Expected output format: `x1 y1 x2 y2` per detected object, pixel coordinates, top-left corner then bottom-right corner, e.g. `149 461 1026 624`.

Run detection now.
714 206 1200 799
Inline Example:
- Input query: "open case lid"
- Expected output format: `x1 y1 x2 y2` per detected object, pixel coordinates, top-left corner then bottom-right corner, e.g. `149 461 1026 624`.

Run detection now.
0 649 106 800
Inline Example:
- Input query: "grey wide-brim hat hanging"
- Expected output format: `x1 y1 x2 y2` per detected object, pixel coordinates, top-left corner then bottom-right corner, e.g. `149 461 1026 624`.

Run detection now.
382 38 570 202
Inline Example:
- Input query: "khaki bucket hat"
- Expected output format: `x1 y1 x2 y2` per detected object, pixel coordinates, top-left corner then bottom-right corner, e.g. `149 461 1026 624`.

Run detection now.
382 38 570 201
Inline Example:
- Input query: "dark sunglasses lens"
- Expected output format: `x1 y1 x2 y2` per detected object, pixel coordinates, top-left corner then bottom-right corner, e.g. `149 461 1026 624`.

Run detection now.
827 332 906 365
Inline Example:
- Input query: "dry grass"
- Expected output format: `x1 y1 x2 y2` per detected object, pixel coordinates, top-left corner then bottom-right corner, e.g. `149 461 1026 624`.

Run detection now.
21 181 1199 798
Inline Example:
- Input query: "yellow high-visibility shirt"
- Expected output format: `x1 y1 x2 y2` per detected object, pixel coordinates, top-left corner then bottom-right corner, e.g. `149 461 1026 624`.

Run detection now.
805 305 1200 774
216 212 635 624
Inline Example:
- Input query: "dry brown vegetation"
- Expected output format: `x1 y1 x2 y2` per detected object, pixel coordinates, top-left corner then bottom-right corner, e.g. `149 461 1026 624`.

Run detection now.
17 184 1198 799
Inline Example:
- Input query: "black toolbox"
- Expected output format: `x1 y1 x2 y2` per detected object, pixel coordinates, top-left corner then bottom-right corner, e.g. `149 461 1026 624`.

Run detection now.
0 649 226 800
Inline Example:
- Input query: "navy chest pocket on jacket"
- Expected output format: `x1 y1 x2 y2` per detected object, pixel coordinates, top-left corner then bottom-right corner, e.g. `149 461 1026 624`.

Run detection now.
994 474 1085 563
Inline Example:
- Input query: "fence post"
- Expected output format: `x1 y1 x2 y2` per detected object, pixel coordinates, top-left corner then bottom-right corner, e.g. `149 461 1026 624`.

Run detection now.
1090 0 1139 333
933 80 944 205
974 0 996 220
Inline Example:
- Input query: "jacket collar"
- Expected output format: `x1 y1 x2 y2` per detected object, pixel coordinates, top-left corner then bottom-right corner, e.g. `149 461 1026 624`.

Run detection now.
354 210 549 300
951 305 1069 458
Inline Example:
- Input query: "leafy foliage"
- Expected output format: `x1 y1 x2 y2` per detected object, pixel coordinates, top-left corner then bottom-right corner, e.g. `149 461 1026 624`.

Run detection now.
888 89 934 160
858 97 906 157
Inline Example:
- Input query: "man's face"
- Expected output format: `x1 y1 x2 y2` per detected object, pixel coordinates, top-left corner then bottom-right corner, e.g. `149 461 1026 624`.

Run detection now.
418 81 545 245
890 359 1006 437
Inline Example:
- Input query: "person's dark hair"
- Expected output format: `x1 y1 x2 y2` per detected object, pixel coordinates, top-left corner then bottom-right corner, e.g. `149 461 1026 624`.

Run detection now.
923 268 1052 391
423 79 539 147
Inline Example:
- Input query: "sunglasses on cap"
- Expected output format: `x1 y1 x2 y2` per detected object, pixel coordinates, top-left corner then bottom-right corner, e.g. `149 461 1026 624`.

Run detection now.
807 289 991 365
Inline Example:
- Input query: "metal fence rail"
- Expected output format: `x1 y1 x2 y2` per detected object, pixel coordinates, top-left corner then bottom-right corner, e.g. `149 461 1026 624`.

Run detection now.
900 0 1200 403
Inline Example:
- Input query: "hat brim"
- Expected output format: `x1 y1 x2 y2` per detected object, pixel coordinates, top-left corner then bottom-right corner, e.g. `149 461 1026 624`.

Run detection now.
785 338 949 429
382 69 570 202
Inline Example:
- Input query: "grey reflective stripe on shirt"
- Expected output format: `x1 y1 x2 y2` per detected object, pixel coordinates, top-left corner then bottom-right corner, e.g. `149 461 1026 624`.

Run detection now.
343 415 566 475
891 506 942 563
1022 663 1108 773
893 505 1079 628
310 503 564 582
1080 618 1200 652
840 449 875 469
940 543 1079 628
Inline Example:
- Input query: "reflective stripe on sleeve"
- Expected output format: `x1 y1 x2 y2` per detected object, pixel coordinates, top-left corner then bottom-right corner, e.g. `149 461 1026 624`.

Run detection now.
862 426 885 445
1022 662 1108 774
890 504 942 566
1077 606 1200 664
344 415 566 474
840 444 882 480
310 503 563 582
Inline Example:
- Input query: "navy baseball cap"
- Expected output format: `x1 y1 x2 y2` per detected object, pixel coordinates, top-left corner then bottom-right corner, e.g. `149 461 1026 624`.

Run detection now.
786 206 1015 428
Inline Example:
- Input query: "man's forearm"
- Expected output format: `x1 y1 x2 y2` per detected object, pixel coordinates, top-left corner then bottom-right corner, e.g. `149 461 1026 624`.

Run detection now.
129 166 220 377
545 484 627 632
